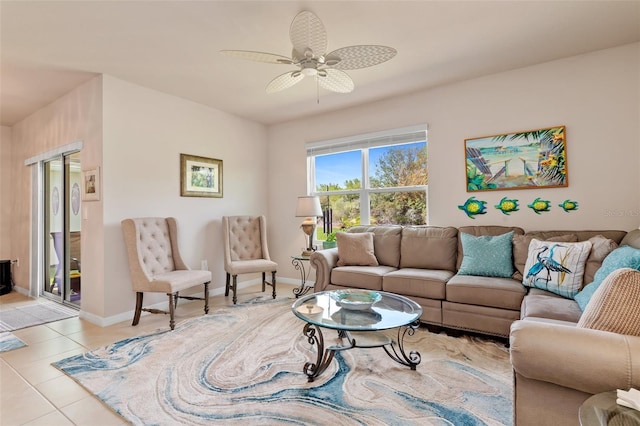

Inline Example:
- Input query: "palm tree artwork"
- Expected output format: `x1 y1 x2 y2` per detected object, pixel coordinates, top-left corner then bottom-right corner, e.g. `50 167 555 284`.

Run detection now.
465 126 568 191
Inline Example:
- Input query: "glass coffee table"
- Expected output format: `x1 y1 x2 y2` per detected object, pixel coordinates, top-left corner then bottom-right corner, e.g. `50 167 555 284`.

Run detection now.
292 289 422 382
579 391 640 425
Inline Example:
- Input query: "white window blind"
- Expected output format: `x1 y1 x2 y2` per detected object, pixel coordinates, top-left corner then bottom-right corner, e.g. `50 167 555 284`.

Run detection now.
306 124 427 157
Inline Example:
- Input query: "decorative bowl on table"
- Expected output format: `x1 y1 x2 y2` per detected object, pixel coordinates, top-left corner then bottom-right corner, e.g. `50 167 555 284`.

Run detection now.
330 289 382 311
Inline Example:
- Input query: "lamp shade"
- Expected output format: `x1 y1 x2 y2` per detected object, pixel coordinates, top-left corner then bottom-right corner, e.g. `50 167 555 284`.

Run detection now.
295 196 322 217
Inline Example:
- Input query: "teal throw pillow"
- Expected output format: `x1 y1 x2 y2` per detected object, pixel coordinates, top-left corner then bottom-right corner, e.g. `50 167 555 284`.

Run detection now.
458 231 514 278
574 245 640 311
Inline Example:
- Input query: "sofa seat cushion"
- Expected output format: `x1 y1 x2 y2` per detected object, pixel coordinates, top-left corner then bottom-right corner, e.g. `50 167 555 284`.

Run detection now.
521 291 582 323
446 274 526 310
382 268 453 300
330 265 396 291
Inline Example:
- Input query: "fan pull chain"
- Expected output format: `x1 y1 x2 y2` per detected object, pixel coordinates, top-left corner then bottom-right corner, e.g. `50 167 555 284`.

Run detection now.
316 78 320 104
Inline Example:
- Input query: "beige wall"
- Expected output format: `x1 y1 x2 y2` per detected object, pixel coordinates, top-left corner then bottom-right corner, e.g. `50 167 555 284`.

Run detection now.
0 126 12 260
9 77 103 315
100 76 269 322
3 43 638 325
267 43 640 279
4 74 270 325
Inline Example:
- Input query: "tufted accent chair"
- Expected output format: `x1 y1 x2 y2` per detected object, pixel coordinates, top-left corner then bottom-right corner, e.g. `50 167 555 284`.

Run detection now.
121 217 211 330
222 215 277 304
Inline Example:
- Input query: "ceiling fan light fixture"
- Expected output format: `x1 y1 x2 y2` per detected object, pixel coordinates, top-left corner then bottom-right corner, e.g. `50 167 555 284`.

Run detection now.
221 10 396 95
301 67 318 77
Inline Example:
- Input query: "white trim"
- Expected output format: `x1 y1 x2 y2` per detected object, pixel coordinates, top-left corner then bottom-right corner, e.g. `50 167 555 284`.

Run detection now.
27 142 84 298
24 140 83 166
29 165 41 298
306 124 427 156
80 279 280 327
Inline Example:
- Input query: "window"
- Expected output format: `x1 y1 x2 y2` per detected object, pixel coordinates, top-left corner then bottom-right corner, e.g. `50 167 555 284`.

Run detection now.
307 125 428 239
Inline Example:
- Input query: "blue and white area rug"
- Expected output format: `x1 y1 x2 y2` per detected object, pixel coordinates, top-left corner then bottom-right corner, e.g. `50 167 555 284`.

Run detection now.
0 331 26 352
53 298 512 425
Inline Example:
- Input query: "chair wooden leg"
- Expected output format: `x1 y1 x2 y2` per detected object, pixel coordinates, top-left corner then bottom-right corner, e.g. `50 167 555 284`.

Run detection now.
174 291 179 309
232 275 238 305
204 282 210 314
132 292 144 326
168 293 176 330
261 272 266 292
225 273 230 296
272 271 277 299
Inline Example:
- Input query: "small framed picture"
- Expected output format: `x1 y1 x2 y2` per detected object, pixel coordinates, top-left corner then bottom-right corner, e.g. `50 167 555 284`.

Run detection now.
82 167 100 201
180 154 223 198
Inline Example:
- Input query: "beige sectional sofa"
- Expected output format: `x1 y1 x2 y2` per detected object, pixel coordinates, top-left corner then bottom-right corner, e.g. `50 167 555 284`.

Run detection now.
310 225 640 426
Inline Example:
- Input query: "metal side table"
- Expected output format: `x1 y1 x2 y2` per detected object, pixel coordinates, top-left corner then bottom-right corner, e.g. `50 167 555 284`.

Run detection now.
291 255 313 298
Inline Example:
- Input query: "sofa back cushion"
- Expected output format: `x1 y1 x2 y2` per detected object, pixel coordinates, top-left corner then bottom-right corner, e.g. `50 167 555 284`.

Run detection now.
583 235 619 285
456 226 525 270
400 226 458 270
620 229 640 249
347 226 402 268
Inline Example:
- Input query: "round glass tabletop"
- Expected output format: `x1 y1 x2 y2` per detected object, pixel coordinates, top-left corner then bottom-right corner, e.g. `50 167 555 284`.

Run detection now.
579 391 640 426
291 290 422 332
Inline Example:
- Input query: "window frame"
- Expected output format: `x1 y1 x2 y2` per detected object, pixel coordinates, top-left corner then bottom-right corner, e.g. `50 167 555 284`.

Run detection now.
306 125 428 228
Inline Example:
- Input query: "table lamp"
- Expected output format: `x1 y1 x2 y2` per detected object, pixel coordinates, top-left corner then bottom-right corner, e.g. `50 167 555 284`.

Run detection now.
295 196 323 256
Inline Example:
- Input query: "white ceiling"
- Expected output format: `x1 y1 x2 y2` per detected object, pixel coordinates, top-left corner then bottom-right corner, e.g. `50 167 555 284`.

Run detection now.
1 1 639 127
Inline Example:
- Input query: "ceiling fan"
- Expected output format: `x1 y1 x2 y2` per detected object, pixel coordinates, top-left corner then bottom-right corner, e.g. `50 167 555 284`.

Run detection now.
221 11 397 94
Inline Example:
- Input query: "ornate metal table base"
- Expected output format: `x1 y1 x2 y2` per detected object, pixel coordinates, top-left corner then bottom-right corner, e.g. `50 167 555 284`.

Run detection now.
291 256 313 298
302 319 422 382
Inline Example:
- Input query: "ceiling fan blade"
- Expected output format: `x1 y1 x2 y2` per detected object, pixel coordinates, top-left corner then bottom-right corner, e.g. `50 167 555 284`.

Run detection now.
317 69 354 93
325 45 397 70
289 11 327 59
266 71 305 93
220 50 293 65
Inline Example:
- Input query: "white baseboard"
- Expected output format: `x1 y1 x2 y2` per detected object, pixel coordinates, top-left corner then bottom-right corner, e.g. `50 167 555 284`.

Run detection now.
83 277 311 327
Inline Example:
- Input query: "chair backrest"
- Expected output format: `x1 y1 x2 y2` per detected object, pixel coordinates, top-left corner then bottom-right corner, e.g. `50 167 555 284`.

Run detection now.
122 218 187 286
223 216 270 263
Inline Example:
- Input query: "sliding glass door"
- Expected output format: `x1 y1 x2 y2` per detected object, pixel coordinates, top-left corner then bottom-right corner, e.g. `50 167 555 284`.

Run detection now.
43 152 81 306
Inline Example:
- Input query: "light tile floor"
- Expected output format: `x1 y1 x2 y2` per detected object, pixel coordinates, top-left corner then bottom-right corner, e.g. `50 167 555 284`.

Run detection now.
0 283 296 425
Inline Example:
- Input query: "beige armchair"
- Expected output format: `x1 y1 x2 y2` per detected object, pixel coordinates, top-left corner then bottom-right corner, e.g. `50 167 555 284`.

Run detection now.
222 215 277 304
121 217 211 330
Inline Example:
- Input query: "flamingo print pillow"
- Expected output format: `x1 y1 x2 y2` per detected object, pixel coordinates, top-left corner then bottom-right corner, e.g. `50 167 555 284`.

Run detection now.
523 238 593 298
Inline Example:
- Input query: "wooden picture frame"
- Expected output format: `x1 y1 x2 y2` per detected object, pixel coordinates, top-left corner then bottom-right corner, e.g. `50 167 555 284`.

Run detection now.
81 167 100 201
180 154 223 198
465 125 568 192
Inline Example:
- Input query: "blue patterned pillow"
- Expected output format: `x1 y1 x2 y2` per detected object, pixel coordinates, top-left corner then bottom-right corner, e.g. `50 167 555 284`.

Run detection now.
458 231 514 278
574 245 640 311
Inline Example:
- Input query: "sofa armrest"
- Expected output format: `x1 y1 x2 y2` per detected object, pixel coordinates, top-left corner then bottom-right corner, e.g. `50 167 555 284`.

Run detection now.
510 320 640 394
309 248 339 292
